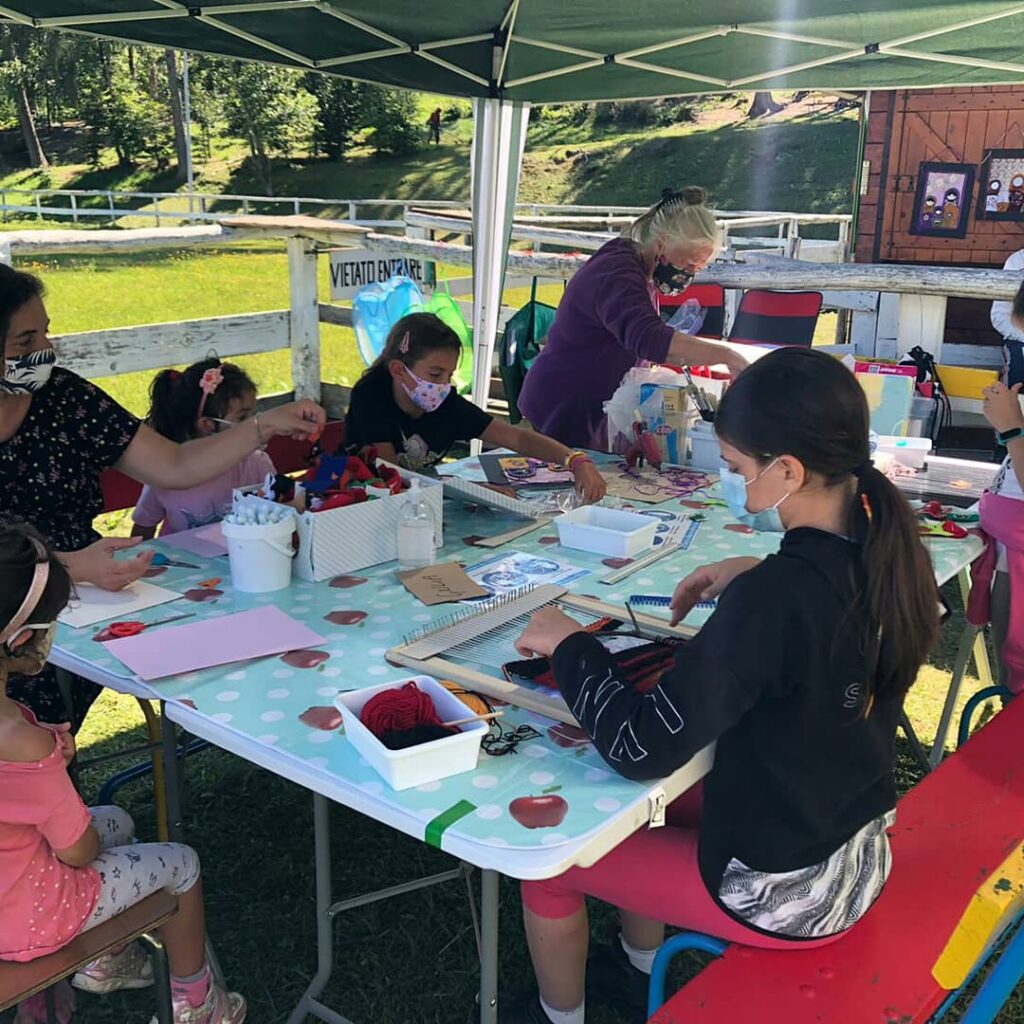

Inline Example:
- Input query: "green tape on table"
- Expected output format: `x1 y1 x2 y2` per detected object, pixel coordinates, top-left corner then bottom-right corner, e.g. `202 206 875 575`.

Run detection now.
425 799 477 848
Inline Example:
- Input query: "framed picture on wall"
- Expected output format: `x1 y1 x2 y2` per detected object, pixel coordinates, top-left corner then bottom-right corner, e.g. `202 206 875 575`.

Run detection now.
977 149 1024 221
910 162 975 238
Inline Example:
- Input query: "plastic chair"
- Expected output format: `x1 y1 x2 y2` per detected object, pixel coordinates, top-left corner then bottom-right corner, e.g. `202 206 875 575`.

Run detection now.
729 289 823 347
658 283 727 339
647 932 728 1017
957 685 1014 749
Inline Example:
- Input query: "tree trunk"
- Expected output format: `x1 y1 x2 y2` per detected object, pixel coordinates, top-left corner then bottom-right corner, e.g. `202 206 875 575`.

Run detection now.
14 81 49 170
164 49 189 185
746 91 784 118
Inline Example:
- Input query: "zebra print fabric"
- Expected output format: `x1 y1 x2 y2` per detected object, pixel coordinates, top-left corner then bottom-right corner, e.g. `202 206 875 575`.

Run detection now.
718 809 895 937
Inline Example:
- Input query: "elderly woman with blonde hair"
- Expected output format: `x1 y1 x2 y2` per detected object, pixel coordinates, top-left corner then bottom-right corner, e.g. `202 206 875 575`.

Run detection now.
518 186 747 450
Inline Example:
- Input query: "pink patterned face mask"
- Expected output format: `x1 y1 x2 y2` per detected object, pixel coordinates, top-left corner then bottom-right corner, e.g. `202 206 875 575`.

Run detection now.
401 367 451 413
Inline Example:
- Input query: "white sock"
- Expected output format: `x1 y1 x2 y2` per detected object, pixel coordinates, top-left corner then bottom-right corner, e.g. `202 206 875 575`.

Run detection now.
620 932 657 975
539 994 585 1024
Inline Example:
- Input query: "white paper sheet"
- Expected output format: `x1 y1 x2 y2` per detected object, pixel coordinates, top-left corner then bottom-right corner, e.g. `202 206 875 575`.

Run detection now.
58 581 183 629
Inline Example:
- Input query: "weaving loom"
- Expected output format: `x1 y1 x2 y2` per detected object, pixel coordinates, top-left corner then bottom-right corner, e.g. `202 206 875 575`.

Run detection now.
439 475 555 547
385 584 693 724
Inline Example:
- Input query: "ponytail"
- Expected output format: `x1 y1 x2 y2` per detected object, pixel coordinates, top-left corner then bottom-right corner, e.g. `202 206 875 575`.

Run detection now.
716 347 939 712
847 464 939 708
148 358 257 442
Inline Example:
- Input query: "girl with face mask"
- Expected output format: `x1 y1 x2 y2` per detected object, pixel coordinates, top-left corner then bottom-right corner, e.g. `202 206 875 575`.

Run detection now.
518 186 748 451
0 525 245 1024
344 312 606 502
131 358 275 539
503 349 940 1024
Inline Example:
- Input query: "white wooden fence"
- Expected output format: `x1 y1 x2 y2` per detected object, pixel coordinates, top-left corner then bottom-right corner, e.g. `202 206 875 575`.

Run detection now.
0 217 1014 424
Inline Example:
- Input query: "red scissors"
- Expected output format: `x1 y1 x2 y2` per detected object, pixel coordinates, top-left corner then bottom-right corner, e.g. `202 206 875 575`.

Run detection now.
92 612 196 643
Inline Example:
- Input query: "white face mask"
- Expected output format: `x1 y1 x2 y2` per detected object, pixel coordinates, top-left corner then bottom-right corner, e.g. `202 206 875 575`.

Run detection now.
0 347 56 396
401 368 451 413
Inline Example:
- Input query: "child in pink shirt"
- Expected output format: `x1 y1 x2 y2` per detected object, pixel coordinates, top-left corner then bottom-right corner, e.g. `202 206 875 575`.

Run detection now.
132 358 274 538
0 524 245 1024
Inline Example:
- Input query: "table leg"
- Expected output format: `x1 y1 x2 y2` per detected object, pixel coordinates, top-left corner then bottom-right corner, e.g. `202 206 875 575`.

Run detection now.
160 702 183 842
479 869 500 1024
286 793 345 1024
960 568 995 690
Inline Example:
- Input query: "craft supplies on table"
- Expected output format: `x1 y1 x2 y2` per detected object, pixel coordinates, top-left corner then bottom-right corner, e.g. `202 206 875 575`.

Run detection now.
92 612 196 643
478 454 574 489
628 595 717 611
104 605 325 681
463 550 590 599
335 676 488 790
283 463 444 581
876 435 932 469
385 583 689 723
149 553 200 569
59 580 183 629
599 464 716 505
689 420 720 471
555 505 658 558
222 497 298 593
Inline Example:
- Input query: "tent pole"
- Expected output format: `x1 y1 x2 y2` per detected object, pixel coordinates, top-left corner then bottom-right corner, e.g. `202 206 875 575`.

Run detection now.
470 97 529 449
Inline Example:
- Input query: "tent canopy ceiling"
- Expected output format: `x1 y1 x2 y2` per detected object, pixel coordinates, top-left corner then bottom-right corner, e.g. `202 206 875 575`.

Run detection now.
5 1 1024 102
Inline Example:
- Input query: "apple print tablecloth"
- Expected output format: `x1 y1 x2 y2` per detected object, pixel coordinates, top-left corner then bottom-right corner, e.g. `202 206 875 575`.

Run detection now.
53 459 981 856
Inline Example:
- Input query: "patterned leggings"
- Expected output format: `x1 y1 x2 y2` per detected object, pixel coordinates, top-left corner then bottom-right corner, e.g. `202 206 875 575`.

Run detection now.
80 806 201 933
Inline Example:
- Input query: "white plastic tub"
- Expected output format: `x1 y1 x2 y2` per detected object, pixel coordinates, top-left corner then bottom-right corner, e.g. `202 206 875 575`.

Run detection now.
688 420 720 472
334 676 488 790
876 435 932 469
554 505 658 558
221 501 297 593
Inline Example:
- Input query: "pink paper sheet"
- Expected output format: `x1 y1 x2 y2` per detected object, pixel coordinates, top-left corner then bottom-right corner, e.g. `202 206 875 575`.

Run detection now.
104 605 325 681
160 523 228 559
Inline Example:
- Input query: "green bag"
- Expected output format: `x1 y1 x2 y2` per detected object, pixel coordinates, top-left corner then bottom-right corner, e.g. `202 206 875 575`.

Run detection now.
408 280 475 394
499 278 559 424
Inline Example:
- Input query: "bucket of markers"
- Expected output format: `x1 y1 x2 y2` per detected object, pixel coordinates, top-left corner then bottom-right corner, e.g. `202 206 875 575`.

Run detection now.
221 497 297 593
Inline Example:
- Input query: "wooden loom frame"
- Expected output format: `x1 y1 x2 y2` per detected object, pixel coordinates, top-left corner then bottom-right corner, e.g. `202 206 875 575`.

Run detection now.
385 586 695 725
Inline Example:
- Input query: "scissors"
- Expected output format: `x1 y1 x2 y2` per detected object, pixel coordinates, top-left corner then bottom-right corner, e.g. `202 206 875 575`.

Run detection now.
92 612 196 642
150 553 200 569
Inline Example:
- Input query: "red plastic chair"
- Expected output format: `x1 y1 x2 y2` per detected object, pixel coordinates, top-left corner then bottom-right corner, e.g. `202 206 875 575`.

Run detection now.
658 283 727 339
728 289 823 347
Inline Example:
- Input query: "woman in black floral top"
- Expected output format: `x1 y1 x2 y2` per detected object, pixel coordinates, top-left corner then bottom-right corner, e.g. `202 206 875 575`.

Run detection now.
0 265 326 728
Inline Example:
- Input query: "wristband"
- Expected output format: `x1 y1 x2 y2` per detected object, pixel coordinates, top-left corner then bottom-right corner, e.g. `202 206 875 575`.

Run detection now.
997 426 1024 445
565 450 591 468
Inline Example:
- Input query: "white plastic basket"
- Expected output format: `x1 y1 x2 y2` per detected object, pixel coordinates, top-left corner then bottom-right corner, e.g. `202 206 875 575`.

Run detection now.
554 505 658 558
334 676 487 790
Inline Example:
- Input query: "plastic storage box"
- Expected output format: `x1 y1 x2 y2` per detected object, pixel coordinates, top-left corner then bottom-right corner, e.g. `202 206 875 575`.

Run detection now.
554 505 658 558
334 676 488 790
876 435 932 469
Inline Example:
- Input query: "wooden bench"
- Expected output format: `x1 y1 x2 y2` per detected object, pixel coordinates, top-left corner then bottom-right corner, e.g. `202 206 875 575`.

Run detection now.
650 696 1024 1023
0 890 178 1023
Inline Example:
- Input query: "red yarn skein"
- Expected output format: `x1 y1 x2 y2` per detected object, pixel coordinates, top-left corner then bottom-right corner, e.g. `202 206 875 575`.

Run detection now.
360 681 444 739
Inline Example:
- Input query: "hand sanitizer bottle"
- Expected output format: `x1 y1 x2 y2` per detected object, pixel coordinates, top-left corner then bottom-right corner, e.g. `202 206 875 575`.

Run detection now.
397 479 435 570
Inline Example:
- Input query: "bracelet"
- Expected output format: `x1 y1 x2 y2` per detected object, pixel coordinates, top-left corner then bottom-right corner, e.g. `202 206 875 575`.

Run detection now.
565 450 591 468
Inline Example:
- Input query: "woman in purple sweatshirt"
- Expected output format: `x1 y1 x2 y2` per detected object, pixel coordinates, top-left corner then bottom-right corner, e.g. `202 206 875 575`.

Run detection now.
518 187 747 450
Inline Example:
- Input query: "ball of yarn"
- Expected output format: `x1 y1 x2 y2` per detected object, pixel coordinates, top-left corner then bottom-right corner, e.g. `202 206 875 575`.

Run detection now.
360 681 444 738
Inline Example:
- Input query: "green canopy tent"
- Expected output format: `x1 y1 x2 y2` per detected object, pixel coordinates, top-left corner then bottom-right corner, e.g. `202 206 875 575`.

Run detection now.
6 0 1024 411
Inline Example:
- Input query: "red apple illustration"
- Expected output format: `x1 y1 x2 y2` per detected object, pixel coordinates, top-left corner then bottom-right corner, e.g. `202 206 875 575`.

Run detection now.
537 536 559 546
325 610 367 626
602 557 633 569
509 794 568 829
547 723 590 749
178 699 197 710
144 566 167 578
184 588 222 602
299 706 343 731
723 523 754 535
330 575 368 589
679 500 710 510
281 649 330 669
463 535 484 546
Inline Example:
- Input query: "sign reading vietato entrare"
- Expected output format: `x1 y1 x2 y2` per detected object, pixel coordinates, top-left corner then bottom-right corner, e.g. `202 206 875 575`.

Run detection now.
328 249 429 301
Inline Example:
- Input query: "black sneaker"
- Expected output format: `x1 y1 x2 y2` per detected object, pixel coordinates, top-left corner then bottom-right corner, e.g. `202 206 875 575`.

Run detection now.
585 940 650 1020
467 991 552 1024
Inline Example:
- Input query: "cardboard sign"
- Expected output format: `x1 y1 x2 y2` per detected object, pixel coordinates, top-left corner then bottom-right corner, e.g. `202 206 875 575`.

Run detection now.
329 249 431 301
399 562 488 606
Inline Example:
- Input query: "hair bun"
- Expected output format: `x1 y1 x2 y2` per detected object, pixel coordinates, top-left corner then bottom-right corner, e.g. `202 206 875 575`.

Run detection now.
680 185 708 206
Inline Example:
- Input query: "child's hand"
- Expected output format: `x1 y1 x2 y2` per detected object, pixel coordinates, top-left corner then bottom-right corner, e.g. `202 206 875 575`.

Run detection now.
572 461 606 504
669 556 761 625
515 608 584 659
982 381 1024 433
53 722 76 766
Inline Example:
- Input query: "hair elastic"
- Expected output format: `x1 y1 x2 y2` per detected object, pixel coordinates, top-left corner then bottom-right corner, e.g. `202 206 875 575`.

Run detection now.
0 560 49 645
860 493 874 524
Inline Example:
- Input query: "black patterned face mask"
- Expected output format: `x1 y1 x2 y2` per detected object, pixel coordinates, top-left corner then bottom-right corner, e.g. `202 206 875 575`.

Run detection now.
0 347 56 395
651 259 694 297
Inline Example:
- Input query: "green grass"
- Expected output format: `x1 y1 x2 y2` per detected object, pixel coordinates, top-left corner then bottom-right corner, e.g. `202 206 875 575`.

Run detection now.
9 580 1012 1024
